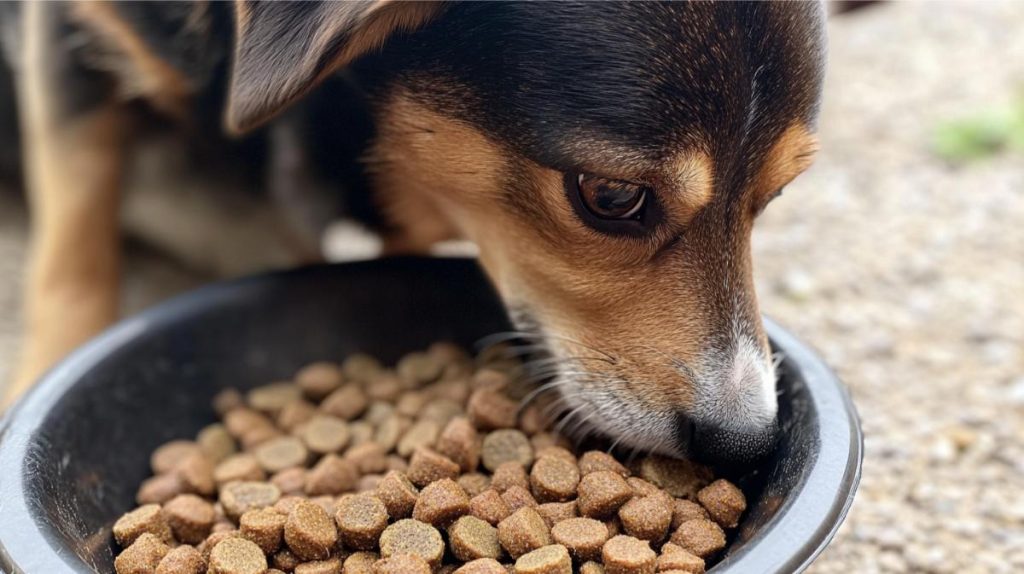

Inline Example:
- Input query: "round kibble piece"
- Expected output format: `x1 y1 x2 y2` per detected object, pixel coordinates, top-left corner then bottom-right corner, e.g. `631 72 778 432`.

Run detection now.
277 399 316 431
407 447 461 487
639 456 712 499
296 361 345 400
436 416 480 472
115 533 170 574
220 481 282 520
344 551 382 574
208 537 268 574
491 462 529 493
136 473 184 505
550 518 609 561
671 499 710 529
453 558 507 574
255 436 309 473
197 424 237 463
305 453 359 496
530 456 580 502
579 561 605 574
301 415 351 455
696 479 746 529
535 502 577 528
163 494 215 544
347 441 391 475
481 430 533 472
214 453 266 485
114 504 173 546
373 553 432 574
602 535 656 574
321 384 369 420
213 388 244 416
174 452 216 496
514 544 572 574
271 467 307 495
155 544 204 574
335 493 390 550
378 519 445 568
412 478 470 527
240 507 286 554
467 387 518 430
295 557 343 574
670 519 726 559
397 419 441 457
577 471 633 518
376 470 419 519
501 485 538 513
449 515 502 561
459 473 491 497
618 496 672 541
151 440 201 475
658 542 706 573
578 451 629 477
497 507 551 559
284 500 338 560
470 489 512 526
248 382 303 414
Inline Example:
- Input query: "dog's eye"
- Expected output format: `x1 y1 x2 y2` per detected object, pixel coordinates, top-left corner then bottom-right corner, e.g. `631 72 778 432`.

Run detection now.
576 174 648 219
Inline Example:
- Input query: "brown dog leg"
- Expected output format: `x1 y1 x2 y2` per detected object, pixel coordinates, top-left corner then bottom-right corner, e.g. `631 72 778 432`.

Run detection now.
6 3 130 404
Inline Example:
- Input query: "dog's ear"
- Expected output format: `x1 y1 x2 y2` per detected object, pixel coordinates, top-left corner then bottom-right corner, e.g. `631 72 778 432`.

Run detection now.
226 1 441 134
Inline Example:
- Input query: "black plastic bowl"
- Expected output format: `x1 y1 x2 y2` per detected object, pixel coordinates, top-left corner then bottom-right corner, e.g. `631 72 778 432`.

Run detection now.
0 258 861 573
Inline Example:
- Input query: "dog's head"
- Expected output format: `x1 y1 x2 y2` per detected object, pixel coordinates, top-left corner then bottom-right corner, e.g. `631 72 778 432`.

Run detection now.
227 1 826 464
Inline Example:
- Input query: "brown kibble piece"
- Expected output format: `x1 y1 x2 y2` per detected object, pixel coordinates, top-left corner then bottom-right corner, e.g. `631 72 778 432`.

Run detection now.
224 408 275 439
436 417 480 472
114 504 173 547
378 519 445 567
174 452 215 496
342 353 383 381
136 473 184 505
533 447 575 464
296 362 345 400
344 551 382 574
398 351 445 387
670 519 726 559
366 373 403 402
397 419 442 457
535 502 577 528
696 479 746 529
497 507 551 559
240 507 286 554
271 467 308 495
277 399 317 432
335 493 390 550
514 544 571 574
208 537 268 574
639 456 712 499
517 404 549 436
671 500 710 530
453 558 507 574
248 382 303 414
450 515 502 561
198 531 241 563
577 472 633 518
115 533 170 574
164 494 215 544
321 384 369 420
396 392 429 417
501 485 538 513
197 424 237 463
376 471 419 519
658 543 705 573
373 553 432 574
255 436 309 473
601 535 656 574
214 453 266 485
458 473 491 497
481 430 533 472
213 388 244 416
305 453 359 496
420 398 464 426
284 500 338 560
375 414 412 452
220 481 282 520
412 478 470 527
295 557 343 574
407 447 461 487
579 561 605 574
470 489 512 526
618 496 672 542
346 442 391 475
467 387 518 430
578 451 629 477
239 425 282 450
491 462 529 493
550 518 608 561
155 545 204 574
151 441 201 475
530 456 580 503
301 415 351 455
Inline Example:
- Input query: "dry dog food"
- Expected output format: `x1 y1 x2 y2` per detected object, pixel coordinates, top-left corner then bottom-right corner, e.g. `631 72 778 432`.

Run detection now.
114 345 748 573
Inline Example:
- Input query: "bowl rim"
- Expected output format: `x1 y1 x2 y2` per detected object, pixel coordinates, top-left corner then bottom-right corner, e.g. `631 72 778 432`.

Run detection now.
0 258 862 574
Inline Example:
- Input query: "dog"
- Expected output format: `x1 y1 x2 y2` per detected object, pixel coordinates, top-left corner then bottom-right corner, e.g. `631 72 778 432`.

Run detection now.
2 1 825 465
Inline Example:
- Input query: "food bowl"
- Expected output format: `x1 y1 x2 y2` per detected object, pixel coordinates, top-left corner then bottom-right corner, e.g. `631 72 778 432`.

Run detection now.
0 257 861 573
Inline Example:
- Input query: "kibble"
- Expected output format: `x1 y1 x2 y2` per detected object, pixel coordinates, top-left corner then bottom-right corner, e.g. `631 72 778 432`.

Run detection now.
601 535 656 574
117 347 744 572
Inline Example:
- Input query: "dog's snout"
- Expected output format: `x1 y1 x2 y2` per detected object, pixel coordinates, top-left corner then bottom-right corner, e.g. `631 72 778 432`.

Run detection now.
687 417 779 467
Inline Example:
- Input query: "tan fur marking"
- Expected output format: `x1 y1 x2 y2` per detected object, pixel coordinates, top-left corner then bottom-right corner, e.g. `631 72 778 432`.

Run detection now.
665 152 716 215
753 122 819 203
71 1 192 117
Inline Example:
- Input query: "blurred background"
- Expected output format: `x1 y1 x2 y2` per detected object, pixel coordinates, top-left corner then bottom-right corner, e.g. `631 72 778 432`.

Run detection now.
1 2 1022 572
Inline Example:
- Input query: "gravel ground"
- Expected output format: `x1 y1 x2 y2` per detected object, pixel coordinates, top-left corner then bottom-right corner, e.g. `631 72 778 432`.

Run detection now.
1 2 1023 572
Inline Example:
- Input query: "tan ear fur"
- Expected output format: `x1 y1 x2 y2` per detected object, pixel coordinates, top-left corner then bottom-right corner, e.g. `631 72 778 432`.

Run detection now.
226 0 441 134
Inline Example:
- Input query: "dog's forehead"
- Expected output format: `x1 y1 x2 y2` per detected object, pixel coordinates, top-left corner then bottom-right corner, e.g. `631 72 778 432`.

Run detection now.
389 2 826 176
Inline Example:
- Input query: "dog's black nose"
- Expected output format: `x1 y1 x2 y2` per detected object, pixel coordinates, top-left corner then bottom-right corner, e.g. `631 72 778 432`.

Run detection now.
687 418 780 467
